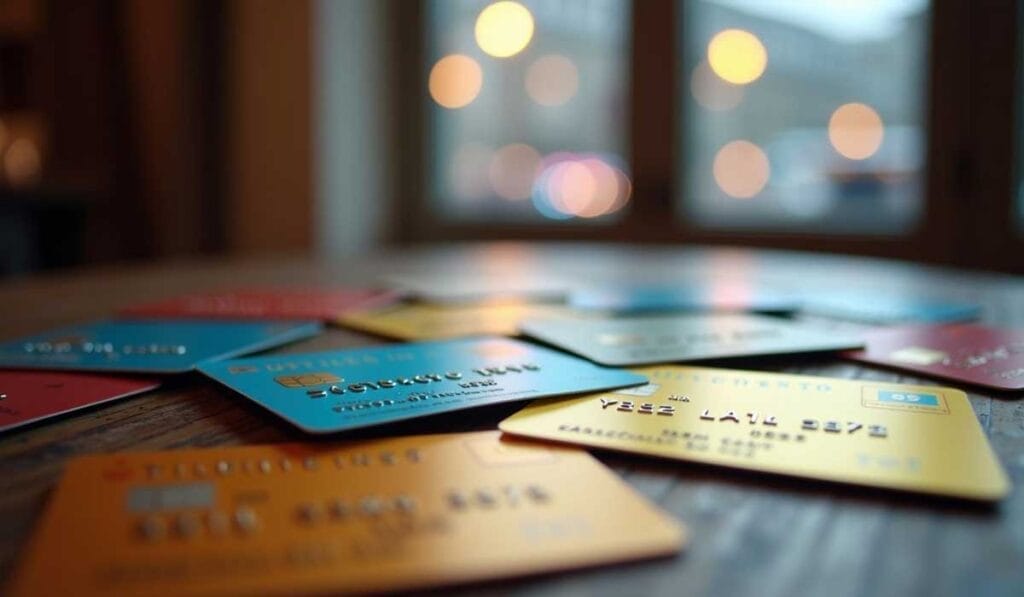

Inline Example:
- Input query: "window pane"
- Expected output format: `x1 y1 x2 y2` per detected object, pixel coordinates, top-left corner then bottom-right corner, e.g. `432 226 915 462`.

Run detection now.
678 0 930 234
426 0 631 223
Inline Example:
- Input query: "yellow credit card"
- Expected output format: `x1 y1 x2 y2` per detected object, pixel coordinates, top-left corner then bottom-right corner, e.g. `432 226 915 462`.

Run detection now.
499 367 1010 501
337 301 571 340
10 431 683 596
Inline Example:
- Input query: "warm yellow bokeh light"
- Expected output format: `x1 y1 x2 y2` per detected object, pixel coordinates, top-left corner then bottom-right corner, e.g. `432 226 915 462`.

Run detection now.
475 1 534 58
713 140 770 199
429 54 483 109
489 143 541 200
707 29 767 85
691 61 744 111
525 55 578 106
829 102 884 160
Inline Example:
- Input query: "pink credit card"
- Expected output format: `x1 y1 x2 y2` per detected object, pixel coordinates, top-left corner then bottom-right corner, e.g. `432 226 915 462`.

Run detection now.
0 371 159 432
844 324 1024 391
119 288 399 322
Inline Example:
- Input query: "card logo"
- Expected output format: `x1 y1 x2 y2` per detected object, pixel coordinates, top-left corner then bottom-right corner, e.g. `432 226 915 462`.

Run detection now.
275 372 343 388
862 387 949 414
877 390 941 407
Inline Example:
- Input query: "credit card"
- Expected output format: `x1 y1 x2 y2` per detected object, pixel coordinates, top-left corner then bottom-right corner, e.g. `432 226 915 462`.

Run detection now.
500 366 1010 501
0 371 159 432
9 431 684 596
120 288 399 321
0 320 321 374
338 302 572 340
797 291 981 324
844 324 1024 391
570 285 798 314
198 337 646 434
520 314 862 366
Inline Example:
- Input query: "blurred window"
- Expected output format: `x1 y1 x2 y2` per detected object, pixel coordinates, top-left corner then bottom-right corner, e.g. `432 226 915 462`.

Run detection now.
426 0 632 223
678 0 930 234
1019 2 1024 236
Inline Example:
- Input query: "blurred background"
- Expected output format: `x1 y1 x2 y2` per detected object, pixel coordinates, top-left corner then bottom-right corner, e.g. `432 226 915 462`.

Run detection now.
0 0 1020 277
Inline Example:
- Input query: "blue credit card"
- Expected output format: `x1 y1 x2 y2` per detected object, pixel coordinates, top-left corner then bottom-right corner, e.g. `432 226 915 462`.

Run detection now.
798 292 981 324
0 320 321 374
570 285 798 314
198 336 647 434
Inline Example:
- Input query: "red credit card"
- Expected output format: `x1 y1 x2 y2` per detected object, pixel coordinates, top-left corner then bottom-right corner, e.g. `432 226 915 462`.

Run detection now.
844 324 1024 391
119 288 400 321
0 371 159 432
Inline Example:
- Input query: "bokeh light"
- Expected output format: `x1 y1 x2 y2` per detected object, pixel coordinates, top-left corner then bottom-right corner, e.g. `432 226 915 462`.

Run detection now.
549 161 596 216
0 118 7 152
531 157 574 220
690 61 744 111
450 142 494 201
475 1 534 58
531 153 631 219
429 54 483 109
713 140 770 199
4 138 41 187
525 55 579 107
575 158 621 217
489 143 541 200
828 102 884 160
707 29 767 85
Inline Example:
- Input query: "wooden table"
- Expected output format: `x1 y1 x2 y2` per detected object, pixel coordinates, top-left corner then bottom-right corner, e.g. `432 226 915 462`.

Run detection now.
1 243 1022 596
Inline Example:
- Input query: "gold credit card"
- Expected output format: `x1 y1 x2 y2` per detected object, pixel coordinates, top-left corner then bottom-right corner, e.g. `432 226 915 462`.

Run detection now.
10 431 683 596
337 302 572 340
500 367 1010 501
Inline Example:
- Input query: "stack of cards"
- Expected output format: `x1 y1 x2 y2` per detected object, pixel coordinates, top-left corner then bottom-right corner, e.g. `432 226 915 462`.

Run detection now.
5 269 1016 594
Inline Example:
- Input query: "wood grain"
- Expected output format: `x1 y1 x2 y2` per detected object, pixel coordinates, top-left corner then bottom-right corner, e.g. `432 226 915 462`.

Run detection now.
0 244 1021 596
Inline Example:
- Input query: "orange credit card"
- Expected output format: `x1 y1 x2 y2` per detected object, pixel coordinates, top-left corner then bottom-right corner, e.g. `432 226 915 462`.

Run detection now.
10 431 683 596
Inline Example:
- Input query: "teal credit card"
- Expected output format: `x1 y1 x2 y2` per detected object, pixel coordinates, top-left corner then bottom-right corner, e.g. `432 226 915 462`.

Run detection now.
797 291 981 324
570 285 798 314
520 313 863 366
198 336 647 433
0 320 321 374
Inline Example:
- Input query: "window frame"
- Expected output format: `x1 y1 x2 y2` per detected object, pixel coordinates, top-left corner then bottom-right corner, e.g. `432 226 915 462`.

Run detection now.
387 0 1024 273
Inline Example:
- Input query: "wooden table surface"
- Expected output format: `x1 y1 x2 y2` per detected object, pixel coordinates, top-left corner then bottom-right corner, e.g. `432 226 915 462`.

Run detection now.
1 243 1022 597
